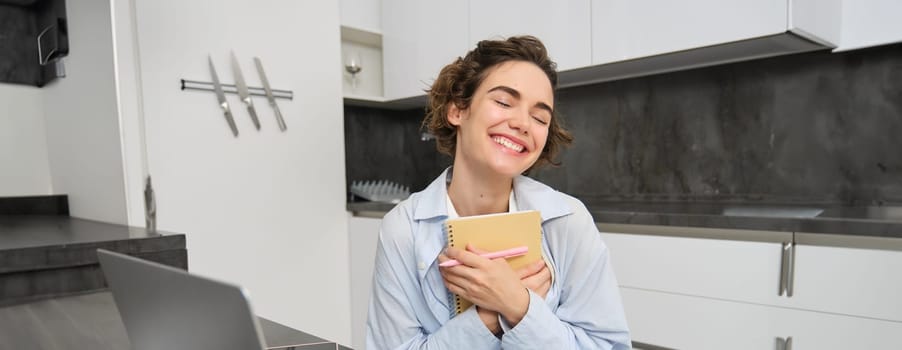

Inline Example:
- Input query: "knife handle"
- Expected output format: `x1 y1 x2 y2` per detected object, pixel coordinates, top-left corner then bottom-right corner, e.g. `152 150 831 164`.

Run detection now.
273 104 287 131
247 105 261 130
224 111 239 137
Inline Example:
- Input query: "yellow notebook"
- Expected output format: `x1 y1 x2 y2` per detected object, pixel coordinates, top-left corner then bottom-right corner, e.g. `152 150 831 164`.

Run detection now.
445 210 542 314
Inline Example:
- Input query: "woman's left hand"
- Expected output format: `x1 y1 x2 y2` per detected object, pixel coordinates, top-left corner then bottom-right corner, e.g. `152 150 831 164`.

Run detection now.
518 259 551 299
439 244 530 326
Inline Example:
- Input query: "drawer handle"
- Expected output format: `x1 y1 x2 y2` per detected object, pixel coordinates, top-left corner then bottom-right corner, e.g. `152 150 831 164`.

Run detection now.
779 242 795 297
776 336 793 350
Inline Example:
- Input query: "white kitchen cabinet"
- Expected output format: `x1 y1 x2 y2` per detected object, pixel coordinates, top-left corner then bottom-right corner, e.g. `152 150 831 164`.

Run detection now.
623 287 902 350
567 0 841 87
836 0 902 51
340 0 382 34
381 0 468 100
593 0 782 64
776 301 902 350
622 287 783 350
591 0 839 65
790 240 902 322
603 224 902 349
348 215 383 350
468 0 592 71
602 226 790 306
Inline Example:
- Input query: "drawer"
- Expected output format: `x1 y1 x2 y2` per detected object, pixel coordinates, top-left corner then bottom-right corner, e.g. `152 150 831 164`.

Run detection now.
602 228 788 306
786 243 902 322
622 287 902 350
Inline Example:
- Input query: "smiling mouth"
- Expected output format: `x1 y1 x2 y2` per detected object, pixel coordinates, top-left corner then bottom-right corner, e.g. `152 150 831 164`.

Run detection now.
492 135 525 153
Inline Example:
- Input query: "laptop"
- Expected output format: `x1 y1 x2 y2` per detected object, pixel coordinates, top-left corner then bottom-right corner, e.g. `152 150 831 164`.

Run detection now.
97 249 339 350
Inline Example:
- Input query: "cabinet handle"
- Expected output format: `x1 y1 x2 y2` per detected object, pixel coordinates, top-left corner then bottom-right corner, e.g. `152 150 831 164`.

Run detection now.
776 336 793 350
779 242 795 297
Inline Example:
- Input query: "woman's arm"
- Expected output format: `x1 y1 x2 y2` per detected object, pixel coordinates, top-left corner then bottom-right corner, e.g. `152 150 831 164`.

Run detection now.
366 209 502 350
499 201 632 350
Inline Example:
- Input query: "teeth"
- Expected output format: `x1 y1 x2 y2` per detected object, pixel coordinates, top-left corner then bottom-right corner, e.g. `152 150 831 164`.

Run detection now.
492 136 524 152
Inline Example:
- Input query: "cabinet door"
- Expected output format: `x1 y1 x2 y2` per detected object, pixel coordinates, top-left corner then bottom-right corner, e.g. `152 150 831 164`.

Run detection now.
340 0 381 33
776 304 902 350
621 287 778 350
348 216 383 350
591 0 787 64
789 244 902 322
836 0 902 51
382 0 468 100
623 287 902 350
469 0 591 71
604 230 788 306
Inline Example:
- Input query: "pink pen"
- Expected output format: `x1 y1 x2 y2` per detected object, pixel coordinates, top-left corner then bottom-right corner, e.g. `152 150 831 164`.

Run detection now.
439 246 529 267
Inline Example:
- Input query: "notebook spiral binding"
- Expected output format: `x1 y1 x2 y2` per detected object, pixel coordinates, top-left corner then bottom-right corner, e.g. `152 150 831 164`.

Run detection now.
446 223 466 314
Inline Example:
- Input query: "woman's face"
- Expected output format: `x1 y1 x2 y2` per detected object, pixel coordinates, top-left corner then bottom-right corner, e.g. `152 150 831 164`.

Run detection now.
449 60 553 178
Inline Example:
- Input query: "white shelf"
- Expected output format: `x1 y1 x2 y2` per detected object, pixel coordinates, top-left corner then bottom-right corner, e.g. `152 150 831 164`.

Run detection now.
340 25 382 47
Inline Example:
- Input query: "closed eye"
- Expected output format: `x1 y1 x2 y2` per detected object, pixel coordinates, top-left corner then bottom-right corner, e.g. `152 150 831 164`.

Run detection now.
532 116 549 125
495 100 511 107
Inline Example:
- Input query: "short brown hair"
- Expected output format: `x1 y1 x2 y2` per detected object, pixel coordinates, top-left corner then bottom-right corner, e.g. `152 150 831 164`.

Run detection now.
422 35 573 171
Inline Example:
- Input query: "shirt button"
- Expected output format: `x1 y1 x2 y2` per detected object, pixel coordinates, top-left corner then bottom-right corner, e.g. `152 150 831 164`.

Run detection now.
418 262 427 270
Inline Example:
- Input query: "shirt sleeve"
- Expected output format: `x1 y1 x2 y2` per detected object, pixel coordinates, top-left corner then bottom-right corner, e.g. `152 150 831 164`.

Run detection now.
500 202 632 350
366 208 502 350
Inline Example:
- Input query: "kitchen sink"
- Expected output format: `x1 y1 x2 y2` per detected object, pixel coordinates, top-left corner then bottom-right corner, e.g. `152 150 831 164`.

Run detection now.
721 206 824 218
816 206 902 221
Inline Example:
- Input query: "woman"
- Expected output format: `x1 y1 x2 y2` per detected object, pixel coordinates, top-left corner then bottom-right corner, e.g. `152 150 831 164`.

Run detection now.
366 36 631 350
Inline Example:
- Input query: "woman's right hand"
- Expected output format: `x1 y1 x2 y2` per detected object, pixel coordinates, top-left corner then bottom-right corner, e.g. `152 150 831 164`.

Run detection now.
518 259 551 299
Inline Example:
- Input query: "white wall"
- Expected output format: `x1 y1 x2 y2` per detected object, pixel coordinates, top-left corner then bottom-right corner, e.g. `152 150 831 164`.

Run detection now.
132 0 351 344
0 84 52 196
41 0 128 224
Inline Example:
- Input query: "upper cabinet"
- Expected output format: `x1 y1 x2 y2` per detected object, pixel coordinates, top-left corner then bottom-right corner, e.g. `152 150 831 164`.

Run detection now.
374 0 902 103
572 0 841 87
469 0 592 71
340 0 381 34
592 0 786 65
381 0 468 101
835 0 902 51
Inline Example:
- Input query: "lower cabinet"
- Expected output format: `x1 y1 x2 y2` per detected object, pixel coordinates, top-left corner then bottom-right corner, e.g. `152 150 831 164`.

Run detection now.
790 241 902 322
602 228 788 306
601 224 902 350
622 287 902 350
348 215 383 350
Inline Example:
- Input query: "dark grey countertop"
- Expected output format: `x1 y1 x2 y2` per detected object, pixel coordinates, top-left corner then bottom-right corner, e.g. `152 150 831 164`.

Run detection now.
0 215 188 305
0 291 351 350
0 215 169 250
0 215 187 273
347 200 902 239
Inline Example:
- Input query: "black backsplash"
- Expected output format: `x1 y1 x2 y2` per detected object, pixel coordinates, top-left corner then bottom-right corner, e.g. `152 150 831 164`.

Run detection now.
343 106 451 196
344 43 902 205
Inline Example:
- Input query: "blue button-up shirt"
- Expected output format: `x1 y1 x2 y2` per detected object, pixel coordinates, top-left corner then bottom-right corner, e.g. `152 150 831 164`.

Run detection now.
366 168 631 349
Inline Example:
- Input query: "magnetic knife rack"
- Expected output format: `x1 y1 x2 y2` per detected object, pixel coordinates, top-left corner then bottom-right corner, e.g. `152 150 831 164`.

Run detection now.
180 79 294 100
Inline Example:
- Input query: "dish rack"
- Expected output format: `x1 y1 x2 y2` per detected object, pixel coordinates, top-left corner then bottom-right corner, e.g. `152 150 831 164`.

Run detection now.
350 180 410 204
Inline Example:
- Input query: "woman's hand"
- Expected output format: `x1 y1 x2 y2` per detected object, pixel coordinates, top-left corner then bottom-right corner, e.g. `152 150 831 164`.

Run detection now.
439 245 530 327
438 251 503 334
518 259 551 299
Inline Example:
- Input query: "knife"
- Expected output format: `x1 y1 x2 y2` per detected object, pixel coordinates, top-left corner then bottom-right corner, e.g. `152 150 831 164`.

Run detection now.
230 51 261 130
253 56 287 131
208 55 238 137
